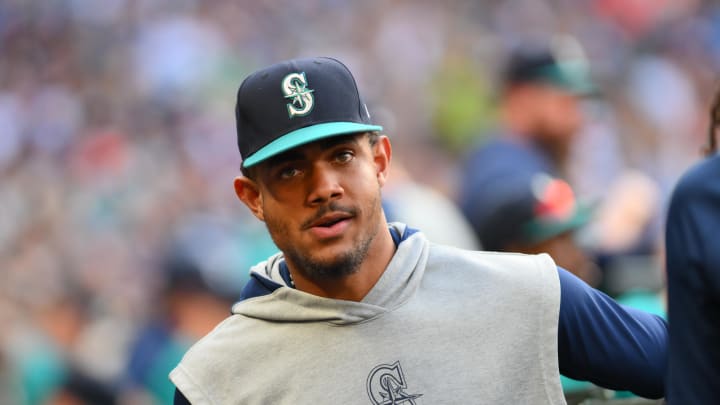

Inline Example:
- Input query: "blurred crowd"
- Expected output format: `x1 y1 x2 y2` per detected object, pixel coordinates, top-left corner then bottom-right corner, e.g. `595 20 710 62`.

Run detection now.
1 0 718 403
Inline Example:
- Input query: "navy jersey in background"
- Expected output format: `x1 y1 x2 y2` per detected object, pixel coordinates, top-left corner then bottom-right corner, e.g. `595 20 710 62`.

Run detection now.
665 154 720 403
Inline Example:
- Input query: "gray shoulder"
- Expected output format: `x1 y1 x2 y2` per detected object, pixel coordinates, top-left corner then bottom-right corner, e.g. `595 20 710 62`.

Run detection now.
173 314 260 373
425 244 559 291
428 243 555 270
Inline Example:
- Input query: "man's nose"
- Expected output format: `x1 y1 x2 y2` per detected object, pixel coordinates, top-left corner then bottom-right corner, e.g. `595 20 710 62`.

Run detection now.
307 166 343 205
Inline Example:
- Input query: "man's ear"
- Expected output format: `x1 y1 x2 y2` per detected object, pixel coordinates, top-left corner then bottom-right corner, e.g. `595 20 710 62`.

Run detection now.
234 176 264 221
374 135 392 187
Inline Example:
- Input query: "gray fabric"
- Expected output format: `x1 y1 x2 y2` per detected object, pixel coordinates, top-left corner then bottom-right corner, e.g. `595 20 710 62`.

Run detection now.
170 223 565 404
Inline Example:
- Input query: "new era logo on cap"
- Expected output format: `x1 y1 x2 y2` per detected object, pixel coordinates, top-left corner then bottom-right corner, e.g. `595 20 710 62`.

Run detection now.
235 57 383 168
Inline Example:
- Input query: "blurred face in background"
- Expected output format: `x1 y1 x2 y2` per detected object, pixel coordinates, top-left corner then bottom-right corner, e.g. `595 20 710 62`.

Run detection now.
517 83 585 166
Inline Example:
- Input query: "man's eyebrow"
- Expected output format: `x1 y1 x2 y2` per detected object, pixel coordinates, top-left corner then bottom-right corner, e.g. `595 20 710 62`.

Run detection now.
264 135 362 167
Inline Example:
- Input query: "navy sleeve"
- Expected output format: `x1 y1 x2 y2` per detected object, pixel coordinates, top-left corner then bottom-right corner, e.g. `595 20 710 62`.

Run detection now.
665 155 720 404
174 388 192 405
557 266 667 399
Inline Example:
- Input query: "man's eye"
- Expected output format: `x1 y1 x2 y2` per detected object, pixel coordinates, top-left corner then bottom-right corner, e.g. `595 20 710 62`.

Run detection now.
336 151 354 163
279 167 301 179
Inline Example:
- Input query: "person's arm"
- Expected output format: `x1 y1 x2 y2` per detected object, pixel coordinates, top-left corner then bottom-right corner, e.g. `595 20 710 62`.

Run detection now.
556 266 667 399
174 388 192 405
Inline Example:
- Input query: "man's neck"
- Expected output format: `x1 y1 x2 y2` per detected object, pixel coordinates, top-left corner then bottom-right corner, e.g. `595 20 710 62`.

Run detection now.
288 225 396 301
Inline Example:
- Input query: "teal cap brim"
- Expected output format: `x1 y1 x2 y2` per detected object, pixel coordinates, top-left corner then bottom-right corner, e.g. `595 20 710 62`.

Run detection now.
523 202 593 244
242 122 383 168
537 61 597 97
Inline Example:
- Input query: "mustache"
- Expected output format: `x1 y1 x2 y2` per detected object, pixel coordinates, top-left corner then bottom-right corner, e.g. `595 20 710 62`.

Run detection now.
300 202 357 230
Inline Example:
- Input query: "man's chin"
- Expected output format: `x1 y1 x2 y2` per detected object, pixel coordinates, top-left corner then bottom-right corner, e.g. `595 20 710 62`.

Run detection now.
292 248 364 281
304 234 355 255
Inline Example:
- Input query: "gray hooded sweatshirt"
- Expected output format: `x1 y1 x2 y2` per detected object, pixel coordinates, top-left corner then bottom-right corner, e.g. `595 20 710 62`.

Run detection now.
170 223 565 404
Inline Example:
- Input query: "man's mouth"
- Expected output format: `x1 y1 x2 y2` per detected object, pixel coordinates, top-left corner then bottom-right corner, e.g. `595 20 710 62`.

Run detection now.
303 210 355 239
308 212 352 228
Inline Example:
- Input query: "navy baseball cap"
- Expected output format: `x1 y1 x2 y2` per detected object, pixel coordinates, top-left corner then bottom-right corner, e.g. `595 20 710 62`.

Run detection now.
235 57 383 168
502 40 596 96
476 173 592 251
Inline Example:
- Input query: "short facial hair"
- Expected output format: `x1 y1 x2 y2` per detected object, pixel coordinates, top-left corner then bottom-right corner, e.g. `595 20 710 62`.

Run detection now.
266 195 382 282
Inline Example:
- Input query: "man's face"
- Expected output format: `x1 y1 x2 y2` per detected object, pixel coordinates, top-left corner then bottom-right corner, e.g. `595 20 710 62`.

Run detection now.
530 85 584 165
236 134 391 282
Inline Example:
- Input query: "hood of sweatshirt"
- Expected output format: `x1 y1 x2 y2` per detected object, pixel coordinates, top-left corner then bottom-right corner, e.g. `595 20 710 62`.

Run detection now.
230 223 428 325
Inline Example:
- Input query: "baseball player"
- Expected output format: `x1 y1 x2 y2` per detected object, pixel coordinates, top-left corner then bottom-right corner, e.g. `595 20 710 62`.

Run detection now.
665 87 720 403
170 57 666 404
458 40 595 265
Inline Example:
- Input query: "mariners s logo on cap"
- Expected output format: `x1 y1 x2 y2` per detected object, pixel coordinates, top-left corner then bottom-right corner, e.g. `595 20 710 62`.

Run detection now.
282 72 314 118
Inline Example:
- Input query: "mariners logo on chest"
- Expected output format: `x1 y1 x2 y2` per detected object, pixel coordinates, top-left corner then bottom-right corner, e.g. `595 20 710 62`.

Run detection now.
366 361 422 404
